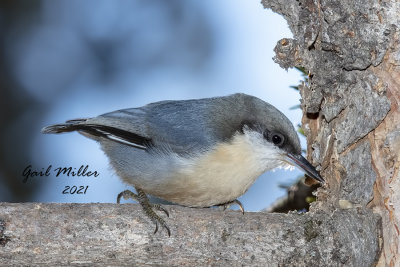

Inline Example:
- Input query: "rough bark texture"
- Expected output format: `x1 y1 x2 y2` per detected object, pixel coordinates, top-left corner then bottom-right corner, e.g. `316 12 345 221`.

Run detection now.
263 0 400 265
0 203 381 266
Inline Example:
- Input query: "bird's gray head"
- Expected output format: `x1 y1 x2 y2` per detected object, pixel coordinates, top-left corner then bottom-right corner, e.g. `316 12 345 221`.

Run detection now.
211 93 323 183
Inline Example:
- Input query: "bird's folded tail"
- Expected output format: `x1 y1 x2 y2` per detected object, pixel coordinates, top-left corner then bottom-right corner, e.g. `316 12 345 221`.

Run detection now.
41 119 151 150
41 119 88 134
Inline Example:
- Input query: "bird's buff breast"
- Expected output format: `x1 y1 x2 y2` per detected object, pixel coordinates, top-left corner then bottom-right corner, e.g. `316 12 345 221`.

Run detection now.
142 134 267 207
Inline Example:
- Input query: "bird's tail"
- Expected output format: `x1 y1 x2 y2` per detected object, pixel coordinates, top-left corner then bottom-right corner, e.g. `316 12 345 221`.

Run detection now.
41 119 88 134
41 118 150 149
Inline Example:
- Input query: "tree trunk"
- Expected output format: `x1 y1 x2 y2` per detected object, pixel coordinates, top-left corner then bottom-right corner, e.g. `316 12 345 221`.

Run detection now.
265 0 400 265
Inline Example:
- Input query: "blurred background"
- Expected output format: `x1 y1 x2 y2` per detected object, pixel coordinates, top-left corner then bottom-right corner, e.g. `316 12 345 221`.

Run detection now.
0 0 307 211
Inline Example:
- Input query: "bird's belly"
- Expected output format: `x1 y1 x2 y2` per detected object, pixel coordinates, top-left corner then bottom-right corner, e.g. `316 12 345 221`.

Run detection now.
153 170 262 207
141 135 267 207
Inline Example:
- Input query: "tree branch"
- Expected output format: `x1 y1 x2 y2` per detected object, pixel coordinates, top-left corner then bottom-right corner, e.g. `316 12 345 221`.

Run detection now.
0 203 381 266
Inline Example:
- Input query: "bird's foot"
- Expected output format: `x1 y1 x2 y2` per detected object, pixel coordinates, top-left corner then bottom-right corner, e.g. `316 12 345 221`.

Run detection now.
117 189 171 236
220 199 245 215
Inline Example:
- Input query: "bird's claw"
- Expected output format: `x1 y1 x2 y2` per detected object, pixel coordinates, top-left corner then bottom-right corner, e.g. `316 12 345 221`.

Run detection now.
151 203 170 217
152 219 171 237
116 188 171 236
117 190 136 204
222 199 245 215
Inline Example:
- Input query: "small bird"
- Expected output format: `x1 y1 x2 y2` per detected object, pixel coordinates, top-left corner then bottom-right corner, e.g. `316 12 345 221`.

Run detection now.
42 93 323 236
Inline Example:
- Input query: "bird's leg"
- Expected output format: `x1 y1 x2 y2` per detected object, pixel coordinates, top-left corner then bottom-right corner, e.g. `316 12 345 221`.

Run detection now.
220 199 245 215
117 188 171 236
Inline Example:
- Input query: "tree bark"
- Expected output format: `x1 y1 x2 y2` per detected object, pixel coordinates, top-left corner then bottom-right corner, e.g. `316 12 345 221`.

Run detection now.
264 0 400 265
0 203 381 266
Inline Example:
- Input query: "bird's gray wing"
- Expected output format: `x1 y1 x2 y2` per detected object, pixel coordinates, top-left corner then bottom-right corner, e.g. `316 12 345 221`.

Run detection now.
42 94 249 154
141 99 221 153
92 108 151 149
95 95 251 153
65 99 220 153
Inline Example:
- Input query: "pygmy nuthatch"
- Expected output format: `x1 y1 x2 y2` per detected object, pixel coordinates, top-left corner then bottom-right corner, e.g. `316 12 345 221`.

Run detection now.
42 93 323 235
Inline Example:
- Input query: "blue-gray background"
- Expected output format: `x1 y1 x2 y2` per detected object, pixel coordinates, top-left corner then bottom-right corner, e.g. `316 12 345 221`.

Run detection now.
0 0 304 211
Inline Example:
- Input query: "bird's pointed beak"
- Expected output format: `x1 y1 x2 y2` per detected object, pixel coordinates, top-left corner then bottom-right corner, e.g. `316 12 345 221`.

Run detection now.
285 153 324 183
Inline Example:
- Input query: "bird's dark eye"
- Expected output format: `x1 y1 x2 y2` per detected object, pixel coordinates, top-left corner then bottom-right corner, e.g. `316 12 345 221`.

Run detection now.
272 134 283 145
263 130 285 146
271 132 285 146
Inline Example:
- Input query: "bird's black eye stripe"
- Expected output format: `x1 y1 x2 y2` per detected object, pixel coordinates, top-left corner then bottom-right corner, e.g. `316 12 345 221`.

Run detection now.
263 129 269 140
